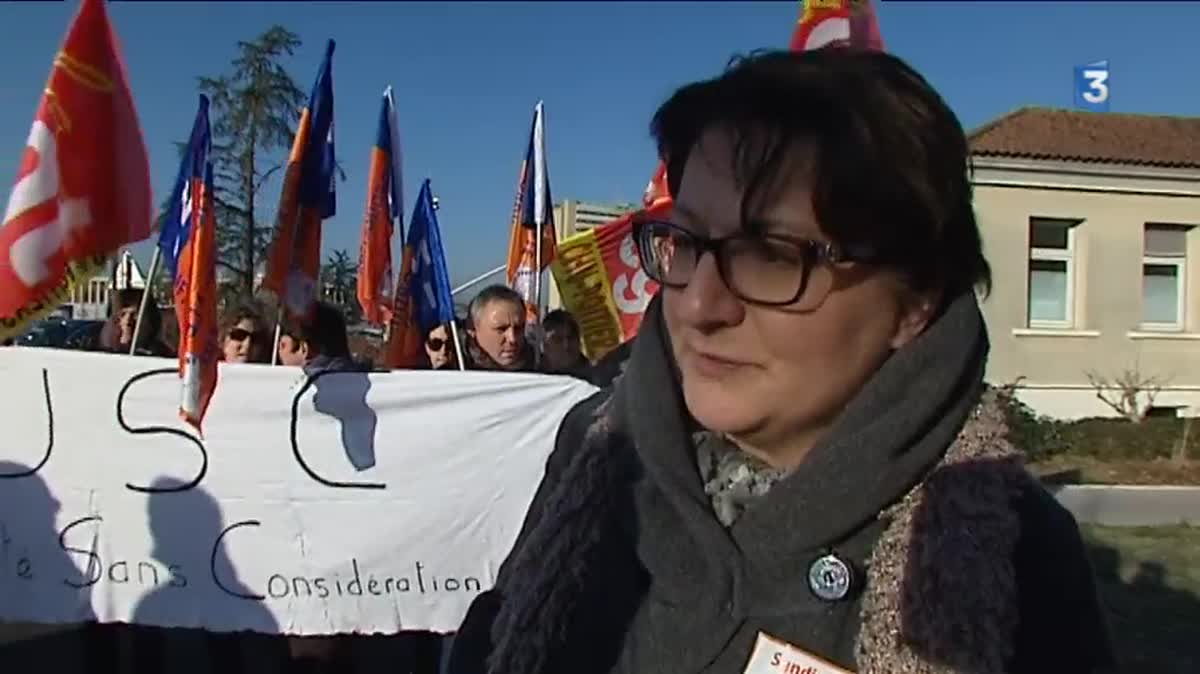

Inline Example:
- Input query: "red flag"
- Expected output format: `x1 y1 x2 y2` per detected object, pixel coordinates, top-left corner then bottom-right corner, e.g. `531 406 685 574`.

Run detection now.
357 87 402 325
0 0 152 340
790 0 885 52
643 162 672 212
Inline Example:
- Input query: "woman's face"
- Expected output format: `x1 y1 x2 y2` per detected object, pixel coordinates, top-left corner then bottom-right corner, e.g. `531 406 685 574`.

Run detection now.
222 318 263 364
662 130 936 466
425 324 453 370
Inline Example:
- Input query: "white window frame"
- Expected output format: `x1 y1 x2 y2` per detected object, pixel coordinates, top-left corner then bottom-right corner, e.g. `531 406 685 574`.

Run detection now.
1140 254 1186 332
1027 221 1077 330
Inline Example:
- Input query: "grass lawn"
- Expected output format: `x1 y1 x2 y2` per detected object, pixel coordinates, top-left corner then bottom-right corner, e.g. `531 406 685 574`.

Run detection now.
1032 455 1200 485
1082 525 1200 673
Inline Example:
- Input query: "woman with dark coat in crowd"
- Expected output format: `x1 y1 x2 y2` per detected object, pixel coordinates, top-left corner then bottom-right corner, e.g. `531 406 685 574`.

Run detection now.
448 49 1115 674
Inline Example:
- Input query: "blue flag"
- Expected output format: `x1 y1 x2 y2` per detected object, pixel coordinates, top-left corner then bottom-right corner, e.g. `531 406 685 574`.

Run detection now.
405 179 454 332
159 95 211 278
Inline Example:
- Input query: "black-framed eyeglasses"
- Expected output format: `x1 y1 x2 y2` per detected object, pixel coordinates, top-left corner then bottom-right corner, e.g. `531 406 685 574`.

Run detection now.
633 218 876 309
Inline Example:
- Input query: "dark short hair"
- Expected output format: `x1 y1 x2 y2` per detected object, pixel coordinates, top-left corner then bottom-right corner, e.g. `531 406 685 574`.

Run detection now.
221 303 265 336
113 288 161 338
542 309 580 340
281 301 349 358
467 285 525 329
651 48 991 301
425 317 464 339
113 288 143 312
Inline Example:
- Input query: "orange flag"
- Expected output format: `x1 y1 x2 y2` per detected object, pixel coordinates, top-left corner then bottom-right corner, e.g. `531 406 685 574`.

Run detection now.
158 96 218 432
504 102 556 324
262 40 337 320
357 87 402 325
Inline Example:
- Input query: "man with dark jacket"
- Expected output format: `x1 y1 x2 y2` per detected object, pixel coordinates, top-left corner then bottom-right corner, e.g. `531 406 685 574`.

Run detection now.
587 339 633 389
463 285 538 372
540 309 593 383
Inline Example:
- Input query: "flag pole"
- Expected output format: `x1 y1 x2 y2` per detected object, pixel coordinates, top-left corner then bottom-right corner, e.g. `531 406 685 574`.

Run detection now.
129 247 162 355
451 265 505 296
448 320 467 371
108 251 120 312
534 222 542 369
270 304 284 365
531 101 546 369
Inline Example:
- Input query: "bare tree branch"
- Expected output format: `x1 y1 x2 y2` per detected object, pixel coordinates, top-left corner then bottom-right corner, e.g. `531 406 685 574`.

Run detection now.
1085 367 1168 422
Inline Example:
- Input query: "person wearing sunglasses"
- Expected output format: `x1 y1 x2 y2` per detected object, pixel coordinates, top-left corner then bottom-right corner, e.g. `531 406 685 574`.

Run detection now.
425 321 461 370
221 304 270 364
449 49 1113 674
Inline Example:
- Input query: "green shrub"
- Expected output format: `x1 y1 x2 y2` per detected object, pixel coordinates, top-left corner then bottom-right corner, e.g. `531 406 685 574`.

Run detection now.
1060 417 1199 461
991 385 1069 460
990 385 1198 461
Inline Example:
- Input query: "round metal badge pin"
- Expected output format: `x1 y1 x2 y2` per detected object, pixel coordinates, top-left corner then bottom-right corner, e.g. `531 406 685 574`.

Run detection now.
808 553 853 602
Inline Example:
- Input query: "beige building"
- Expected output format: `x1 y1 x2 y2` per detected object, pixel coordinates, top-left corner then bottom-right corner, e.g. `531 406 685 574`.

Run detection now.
970 107 1200 418
547 199 637 311
63 249 146 320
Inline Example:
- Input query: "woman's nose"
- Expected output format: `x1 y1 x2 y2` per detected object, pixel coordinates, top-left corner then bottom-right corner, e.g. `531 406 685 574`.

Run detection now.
676 252 744 329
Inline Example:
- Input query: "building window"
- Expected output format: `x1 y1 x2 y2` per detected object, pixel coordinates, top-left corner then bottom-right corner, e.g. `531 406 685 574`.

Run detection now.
1141 224 1190 331
1027 218 1079 328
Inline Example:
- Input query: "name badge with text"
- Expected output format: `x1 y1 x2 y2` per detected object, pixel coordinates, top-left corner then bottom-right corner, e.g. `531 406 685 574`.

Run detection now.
742 632 853 674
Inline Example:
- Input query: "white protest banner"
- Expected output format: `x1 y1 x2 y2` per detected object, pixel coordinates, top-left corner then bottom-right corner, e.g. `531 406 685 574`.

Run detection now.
0 347 597 635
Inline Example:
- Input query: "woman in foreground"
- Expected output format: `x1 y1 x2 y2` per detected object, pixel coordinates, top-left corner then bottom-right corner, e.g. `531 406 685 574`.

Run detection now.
450 49 1115 674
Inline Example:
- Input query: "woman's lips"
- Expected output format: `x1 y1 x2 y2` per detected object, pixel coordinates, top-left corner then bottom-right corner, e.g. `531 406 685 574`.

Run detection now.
688 349 752 378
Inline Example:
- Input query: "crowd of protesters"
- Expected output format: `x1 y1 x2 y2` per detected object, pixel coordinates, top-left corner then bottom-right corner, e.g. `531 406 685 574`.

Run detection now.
0 282 627 674
3 283 625 386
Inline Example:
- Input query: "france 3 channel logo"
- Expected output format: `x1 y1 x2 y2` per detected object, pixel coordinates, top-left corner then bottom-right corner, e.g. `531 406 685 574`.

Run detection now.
1075 60 1110 112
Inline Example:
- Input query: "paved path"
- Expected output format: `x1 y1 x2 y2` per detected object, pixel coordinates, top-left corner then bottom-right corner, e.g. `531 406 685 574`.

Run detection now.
1051 485 1200 526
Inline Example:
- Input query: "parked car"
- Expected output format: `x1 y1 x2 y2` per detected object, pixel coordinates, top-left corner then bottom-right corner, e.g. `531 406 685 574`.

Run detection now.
16 318 72 347
62 320 105 351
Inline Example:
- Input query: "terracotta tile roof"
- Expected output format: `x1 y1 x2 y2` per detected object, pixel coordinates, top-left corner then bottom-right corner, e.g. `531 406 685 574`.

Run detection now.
968 107 1200 169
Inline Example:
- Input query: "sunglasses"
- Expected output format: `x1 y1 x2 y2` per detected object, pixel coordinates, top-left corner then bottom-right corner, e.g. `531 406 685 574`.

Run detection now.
426 337 449 351
228 328 258 343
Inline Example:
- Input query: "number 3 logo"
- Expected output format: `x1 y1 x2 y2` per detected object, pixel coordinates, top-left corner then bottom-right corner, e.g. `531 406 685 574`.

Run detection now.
1082 68 1109 104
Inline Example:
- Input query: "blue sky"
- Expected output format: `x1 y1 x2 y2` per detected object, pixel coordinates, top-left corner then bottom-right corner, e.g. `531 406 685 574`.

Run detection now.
2 1 1199 285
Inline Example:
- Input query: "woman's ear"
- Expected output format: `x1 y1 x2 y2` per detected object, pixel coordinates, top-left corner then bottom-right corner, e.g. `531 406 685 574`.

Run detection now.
889 288 941 350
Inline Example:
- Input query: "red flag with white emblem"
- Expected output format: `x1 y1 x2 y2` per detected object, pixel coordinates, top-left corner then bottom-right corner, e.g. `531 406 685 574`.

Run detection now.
0 0 152 340
790 0 885 52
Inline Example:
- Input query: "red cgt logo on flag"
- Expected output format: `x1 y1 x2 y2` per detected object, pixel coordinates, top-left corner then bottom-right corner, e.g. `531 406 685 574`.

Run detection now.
0 0 152 340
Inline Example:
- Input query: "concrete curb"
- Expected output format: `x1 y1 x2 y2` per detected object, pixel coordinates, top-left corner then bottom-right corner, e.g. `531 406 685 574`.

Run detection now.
1050 484 1200 526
